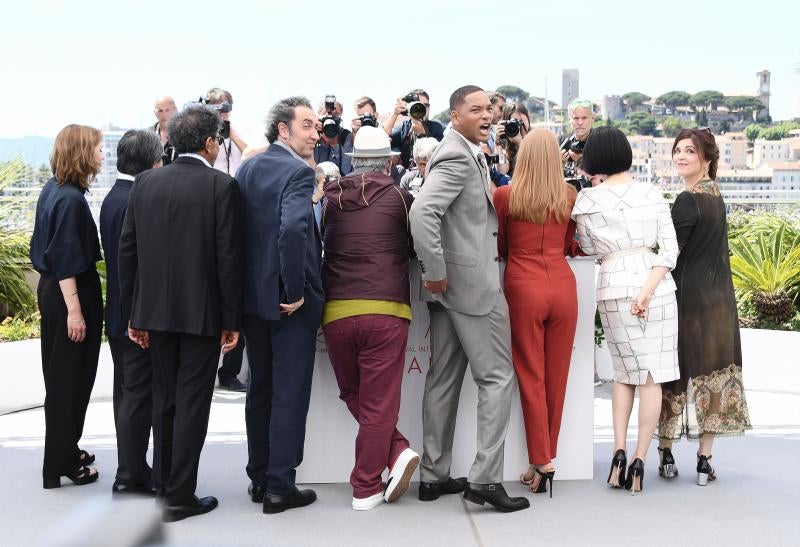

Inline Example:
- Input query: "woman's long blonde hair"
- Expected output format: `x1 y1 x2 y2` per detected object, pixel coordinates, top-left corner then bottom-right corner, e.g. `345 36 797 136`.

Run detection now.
509 128 571 224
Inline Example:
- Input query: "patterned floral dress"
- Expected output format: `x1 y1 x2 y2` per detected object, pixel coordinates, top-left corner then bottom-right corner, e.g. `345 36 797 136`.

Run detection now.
658 180 751 440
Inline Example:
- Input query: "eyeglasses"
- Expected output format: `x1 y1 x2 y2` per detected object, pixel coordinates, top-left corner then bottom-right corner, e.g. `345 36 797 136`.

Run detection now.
695 126 712 134
569 99 593 110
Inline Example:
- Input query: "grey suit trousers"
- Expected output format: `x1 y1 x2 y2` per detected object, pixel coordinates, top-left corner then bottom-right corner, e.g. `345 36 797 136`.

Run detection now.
420 293 514 484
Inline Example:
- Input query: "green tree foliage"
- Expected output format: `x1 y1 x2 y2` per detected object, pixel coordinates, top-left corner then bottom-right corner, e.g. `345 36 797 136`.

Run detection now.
696 110 709 127
744 122 800 141
627 111 658 136
0 159 36 318
621 92 650 109
690 90 725 110
655 91 691 111
432 108 451 125
661 116 686 138
495 85 529 104
726 96 765 121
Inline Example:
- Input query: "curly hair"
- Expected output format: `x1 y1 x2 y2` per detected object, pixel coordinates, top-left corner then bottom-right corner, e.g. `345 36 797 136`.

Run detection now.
265 97 312 144
168 105 221 154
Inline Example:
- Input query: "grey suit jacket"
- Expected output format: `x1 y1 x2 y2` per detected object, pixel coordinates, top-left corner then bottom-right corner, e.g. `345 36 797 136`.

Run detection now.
409 130 502 316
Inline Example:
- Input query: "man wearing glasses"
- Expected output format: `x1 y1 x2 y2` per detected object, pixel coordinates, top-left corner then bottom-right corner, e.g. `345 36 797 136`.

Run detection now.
561 98 595 190
383 88 445 169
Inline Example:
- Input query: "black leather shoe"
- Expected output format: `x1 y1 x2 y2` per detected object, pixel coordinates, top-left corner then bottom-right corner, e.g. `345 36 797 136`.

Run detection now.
262 487 317 514
463 483 530 512
162 495 218 523
218 377 247 392
112 480 157 497
248 482 266 503
418 476 467 501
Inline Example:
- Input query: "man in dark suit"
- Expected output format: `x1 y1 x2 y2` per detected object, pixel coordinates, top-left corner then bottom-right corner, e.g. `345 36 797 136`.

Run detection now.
118 105 243 523
236 97 323 514
100 129 163 497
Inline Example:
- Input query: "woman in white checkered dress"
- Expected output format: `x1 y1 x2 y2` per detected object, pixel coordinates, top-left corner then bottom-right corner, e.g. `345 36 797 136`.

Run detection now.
570 127 679 493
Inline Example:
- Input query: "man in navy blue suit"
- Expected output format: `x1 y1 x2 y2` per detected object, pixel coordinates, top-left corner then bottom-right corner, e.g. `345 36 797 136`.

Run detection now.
236 96 324 514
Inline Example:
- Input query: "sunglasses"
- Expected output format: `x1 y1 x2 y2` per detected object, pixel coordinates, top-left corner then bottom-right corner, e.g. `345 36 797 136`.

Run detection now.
695 126 712 135
569 99 593 109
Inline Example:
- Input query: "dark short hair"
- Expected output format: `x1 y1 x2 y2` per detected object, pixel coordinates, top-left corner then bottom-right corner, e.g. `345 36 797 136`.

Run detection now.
672 128 720 180
581 127 632 176
116 129 163 176
265 97 312 144
449 85 485 112
410 88 429 101
168 105 221 154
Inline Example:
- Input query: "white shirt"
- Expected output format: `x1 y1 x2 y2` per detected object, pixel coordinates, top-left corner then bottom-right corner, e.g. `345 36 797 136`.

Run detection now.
178 153 212 168
452 128 482 159
117 173 135 181
213 138 243 176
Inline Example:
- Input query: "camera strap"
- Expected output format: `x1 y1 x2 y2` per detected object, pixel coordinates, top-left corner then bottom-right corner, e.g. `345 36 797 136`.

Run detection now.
223 138 232 174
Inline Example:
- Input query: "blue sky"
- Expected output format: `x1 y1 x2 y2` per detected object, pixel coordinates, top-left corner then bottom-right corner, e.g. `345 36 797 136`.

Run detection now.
2 0 798 138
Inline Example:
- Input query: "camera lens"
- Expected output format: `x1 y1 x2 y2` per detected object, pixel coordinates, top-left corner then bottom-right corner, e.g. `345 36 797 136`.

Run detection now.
409 102 427 120
322 117 340 138
505 119 521 138
360 114 377 128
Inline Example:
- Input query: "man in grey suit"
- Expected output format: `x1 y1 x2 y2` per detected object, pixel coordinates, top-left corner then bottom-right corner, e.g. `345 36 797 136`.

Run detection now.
409 85 529 512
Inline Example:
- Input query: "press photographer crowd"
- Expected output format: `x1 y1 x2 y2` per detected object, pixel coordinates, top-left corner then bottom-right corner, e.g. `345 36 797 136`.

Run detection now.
30 83 748 524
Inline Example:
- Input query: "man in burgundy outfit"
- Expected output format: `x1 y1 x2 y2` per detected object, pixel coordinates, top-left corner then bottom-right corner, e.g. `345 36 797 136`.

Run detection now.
320 126 420 511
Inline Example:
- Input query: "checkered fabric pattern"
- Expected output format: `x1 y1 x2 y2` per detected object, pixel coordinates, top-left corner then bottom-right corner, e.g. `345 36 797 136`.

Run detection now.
598 294 680 385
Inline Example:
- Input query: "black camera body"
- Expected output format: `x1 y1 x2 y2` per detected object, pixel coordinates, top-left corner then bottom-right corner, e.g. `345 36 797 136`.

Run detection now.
220 120 231 140
320 116 341 138
401 92 427 120
503 118 524 138
359 113 377 128
561 134 590 191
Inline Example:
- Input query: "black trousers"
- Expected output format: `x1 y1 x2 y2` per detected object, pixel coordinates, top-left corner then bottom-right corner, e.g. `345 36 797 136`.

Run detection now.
218 335 246 382
37 270 102 478
148 331 219 505
243 313 316 494
109 335 153 486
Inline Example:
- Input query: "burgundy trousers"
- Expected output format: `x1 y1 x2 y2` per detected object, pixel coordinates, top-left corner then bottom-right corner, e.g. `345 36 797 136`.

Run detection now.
323 314 410 498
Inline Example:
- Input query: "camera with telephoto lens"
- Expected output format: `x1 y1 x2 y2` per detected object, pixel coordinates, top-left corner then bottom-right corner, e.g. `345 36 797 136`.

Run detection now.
359 113 377 128
401 93 427 121
197 96 232 113
561 135 591 192
320 94 342 138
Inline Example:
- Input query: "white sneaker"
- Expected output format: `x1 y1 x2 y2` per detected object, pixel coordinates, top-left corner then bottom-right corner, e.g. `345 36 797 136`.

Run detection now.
352 492 384 511
384 448 420 503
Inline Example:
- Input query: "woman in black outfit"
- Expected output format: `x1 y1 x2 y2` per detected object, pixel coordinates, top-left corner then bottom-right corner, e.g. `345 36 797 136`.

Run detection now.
30 124 104 488
657 128 751 485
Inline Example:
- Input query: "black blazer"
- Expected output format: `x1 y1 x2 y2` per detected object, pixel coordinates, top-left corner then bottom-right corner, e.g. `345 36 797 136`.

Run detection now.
99 178 133 338
118 156 243 337
237 144 323 329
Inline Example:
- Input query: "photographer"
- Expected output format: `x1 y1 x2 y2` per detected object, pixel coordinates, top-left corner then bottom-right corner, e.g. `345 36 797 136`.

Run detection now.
382 89 444 169
561 98 594 191
491 101 530 186
314 95 353 174
205 87 248 177
151 96 177 165
399 137 439 194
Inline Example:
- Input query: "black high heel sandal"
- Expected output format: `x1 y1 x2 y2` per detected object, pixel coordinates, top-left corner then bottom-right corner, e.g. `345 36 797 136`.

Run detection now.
658 447 678 478
79 449 95 466
607 449 626 488
43 466 99 489
696 455 716 486
625 458 644 495
529 468 556 498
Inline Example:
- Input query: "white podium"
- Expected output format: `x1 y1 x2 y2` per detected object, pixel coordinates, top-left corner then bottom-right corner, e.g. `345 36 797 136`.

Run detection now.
298 257 596 482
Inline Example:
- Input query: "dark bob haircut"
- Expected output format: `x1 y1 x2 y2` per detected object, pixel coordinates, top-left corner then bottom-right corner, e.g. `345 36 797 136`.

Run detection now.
581 126 632 176
672 128 720 180
116 129 163 176
168 105 221 154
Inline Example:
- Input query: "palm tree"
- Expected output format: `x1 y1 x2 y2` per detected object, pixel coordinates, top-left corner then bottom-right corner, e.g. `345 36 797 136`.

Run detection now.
0 158 36 318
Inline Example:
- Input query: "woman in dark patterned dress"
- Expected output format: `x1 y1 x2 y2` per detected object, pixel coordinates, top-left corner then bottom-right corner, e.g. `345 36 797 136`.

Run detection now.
657 128 751 486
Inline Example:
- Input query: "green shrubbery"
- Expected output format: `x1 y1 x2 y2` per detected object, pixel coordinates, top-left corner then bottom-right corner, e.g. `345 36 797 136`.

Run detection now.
728 211 800 330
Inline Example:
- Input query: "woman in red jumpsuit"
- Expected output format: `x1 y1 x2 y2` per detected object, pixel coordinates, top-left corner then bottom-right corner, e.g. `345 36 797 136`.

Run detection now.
494 128 580 497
